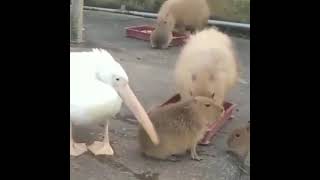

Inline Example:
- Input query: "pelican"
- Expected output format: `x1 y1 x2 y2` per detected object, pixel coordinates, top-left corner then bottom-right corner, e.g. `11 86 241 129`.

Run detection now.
70 48 159 156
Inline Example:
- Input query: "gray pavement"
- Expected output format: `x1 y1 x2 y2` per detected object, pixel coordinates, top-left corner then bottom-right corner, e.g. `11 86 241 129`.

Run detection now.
71 10 250 180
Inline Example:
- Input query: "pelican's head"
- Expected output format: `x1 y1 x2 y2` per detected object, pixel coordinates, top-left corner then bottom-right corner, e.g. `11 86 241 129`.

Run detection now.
93 49 159 145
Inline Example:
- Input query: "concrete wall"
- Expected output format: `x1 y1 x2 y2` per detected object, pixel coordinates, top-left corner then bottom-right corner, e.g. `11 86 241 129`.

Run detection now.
84 0 250 23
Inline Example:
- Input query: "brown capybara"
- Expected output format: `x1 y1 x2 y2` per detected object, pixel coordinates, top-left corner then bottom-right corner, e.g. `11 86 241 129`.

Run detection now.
150 13 174 49
227 125 250 159
138 96 224 161
150 0 210 49
174 28 239 106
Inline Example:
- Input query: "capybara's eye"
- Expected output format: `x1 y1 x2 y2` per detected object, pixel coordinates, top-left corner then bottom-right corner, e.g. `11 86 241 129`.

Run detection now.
205 104 211 107
235 134 240 138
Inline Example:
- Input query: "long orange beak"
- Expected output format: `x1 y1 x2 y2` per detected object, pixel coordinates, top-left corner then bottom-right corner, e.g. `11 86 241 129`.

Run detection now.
116 83 159 145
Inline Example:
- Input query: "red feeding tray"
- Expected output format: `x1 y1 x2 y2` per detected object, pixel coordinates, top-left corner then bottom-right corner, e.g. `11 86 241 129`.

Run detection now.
149 94 236 145
125 25 188 46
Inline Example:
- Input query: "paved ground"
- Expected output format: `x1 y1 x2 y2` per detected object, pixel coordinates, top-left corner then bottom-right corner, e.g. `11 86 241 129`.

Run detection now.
70 10 250 180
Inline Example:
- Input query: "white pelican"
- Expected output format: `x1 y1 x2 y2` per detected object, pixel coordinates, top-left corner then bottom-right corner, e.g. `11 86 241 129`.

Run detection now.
70 48 159 156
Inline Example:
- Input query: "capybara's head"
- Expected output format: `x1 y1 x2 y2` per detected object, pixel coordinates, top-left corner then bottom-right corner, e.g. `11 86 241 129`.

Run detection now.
191 96 224 125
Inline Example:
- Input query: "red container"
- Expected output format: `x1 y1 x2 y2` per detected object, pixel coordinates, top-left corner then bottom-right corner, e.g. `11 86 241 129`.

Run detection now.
125 25 188 46
149 94 236 145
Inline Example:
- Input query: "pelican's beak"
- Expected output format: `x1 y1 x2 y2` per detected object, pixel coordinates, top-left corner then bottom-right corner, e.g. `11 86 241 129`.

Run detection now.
116 83 159 145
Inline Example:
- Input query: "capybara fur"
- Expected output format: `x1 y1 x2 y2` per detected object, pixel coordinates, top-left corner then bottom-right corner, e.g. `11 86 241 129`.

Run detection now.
174 28 239 106
150 0 210 49
227 125 250 158
150 13 174 49
138 96 224 161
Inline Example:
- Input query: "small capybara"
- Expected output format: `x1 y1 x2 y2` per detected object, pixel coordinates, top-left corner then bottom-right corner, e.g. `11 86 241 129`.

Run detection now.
174 28 239 106
227 124 250 159
138 96 224 161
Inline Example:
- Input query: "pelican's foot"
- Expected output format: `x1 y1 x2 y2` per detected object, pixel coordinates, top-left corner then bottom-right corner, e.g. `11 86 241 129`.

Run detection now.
70 142 87 156
88 141 114 156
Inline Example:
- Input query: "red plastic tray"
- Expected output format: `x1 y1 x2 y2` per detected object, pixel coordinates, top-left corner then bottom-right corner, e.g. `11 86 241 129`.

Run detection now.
125 25 188 46
149 94 236 145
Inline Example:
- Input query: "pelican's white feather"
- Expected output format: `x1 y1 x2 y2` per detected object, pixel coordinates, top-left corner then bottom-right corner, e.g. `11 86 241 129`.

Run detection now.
70 49 126 125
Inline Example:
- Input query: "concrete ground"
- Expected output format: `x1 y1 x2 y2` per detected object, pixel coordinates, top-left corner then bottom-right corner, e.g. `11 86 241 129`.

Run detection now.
70 10 250 180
